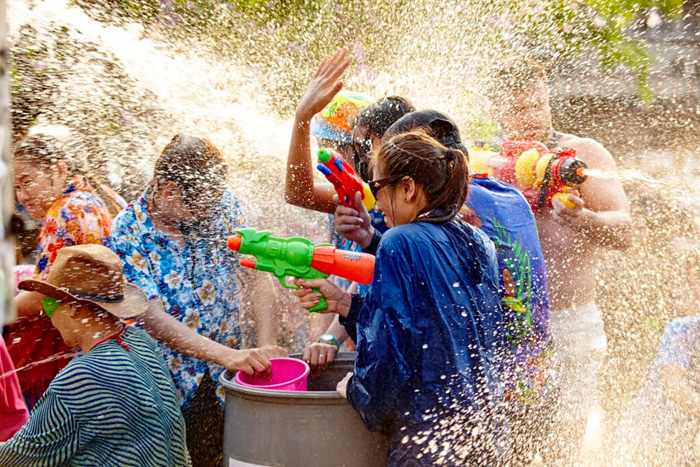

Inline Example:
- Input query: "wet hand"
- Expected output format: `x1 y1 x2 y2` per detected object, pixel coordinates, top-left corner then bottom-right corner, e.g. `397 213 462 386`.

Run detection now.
333 192 374 249
222 348 271 376
259 345 288 359
302 342 338 367
551 191 587 227
292 278 349 315
336 371 352 399
296 49 352 121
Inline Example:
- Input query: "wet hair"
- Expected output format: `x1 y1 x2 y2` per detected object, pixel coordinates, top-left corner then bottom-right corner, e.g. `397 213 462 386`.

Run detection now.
483 58 548 103
352 96 416 180
371 131 469 224
153 134 229 204
13 134 124 216
385 109 470 158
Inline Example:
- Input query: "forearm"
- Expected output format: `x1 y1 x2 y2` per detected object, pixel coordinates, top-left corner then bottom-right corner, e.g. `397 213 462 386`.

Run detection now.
142 299 230 366
285 115 337 213
326 314 350 344
576 209 632 249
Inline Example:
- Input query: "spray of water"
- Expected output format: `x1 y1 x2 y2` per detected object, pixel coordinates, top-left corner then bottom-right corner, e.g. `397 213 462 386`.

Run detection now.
6 0 700 464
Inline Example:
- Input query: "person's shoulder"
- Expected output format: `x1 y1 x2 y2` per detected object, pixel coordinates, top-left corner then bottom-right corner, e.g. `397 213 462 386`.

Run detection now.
558 133 613 163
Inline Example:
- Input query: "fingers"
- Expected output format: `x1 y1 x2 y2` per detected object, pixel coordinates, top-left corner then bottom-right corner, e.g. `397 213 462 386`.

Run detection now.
335 204 360 219
314 55 329 79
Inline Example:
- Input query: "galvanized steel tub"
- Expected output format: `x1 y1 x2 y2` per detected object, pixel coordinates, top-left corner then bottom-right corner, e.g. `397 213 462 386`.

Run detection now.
220 352 388 467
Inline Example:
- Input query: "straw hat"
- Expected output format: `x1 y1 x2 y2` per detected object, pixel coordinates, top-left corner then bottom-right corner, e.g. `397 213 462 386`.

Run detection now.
19 244 148 319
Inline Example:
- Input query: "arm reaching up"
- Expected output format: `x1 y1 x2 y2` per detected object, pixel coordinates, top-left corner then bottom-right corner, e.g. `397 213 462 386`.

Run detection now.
285 49 352 213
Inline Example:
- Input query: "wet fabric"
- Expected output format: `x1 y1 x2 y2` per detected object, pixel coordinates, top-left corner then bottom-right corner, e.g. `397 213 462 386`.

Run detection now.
110 190 246 408
6 175 114 409
345 220 509 465
616 316 700 466
0 326 190 466
462 175 552 410
0 337 28 442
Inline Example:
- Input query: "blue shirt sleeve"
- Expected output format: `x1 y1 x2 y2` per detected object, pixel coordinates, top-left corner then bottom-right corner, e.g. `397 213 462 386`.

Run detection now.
657 317 700 369
346 233 414 432
0 390 79 465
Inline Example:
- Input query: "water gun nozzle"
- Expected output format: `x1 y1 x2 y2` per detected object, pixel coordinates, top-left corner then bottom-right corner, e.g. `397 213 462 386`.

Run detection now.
240 259 257 269
227 235 242 252
318 149 332 163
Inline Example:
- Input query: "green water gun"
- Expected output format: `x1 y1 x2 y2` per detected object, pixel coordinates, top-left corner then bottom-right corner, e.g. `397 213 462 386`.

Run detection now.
227 228 375 312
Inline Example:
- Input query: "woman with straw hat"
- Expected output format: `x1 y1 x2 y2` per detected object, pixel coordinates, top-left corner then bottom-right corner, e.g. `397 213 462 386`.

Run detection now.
0 244 190 466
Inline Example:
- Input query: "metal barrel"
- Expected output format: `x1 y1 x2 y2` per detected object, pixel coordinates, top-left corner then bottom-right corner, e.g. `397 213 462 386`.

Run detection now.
220 352 388 467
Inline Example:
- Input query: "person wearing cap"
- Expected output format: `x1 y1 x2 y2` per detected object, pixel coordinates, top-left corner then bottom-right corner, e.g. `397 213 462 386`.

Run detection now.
109 134 284 467
484 59 632 464
0 244 190 466
333 109 554 464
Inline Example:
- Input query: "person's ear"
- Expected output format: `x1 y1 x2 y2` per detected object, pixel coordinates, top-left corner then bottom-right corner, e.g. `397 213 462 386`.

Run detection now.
401 176 417 202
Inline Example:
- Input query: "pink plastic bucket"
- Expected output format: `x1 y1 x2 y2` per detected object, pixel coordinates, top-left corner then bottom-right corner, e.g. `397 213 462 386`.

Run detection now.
234 358 310 391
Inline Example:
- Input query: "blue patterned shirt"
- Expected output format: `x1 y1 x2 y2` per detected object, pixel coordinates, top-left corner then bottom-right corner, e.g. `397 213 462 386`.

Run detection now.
0 327 190 466
110 190 246 408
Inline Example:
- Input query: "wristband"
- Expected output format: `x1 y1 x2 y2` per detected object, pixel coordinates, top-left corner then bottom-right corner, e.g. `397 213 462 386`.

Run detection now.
317 333 340 350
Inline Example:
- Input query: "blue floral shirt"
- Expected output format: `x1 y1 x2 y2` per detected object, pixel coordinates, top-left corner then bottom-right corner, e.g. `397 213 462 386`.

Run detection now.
110 190 246 408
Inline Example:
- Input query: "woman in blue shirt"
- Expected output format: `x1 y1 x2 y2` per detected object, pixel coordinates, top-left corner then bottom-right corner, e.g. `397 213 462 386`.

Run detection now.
295 131 509 466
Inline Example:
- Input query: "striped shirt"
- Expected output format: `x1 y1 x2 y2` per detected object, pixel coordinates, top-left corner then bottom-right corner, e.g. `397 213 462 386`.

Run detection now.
0 326 191 467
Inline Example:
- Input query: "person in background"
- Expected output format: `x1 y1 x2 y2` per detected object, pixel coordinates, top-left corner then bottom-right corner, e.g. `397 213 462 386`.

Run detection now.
485 58 632 465
0 245 190 466
616 316 700 466
110 134 284 467
295 131 509 466
8 134 124 409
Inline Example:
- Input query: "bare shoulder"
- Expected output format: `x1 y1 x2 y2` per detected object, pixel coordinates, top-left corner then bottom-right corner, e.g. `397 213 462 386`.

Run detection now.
557 133 616 169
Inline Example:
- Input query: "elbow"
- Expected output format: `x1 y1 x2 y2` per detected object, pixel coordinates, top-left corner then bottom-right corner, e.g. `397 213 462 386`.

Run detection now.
614 216 634 251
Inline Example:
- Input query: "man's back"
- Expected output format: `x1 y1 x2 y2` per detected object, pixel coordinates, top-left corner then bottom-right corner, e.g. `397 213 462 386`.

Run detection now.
0 326 190 467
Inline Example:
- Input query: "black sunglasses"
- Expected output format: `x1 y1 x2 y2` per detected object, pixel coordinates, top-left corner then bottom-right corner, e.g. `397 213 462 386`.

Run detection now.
368 174 405 199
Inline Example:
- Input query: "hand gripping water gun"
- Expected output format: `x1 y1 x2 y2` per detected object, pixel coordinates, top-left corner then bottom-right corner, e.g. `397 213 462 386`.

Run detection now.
471 140 588 212
317 148 376 211
227 228 375 312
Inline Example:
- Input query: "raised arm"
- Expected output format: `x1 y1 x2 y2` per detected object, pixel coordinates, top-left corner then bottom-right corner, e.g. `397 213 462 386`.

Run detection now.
285 49 351 213
551 137 632 249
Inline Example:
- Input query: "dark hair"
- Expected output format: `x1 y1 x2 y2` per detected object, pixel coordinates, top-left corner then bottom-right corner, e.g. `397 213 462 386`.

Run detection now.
351 96 415 181
371 131 469 224
483 58 548 102
13 134 125 217
385 110 470 158
153 134 228 202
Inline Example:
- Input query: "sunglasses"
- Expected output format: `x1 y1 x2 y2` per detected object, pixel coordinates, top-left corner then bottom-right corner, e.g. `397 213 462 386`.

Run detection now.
41 297 62 318
368 174 405 199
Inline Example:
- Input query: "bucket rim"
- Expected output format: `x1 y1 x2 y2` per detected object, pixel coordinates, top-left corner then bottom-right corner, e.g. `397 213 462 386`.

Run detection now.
234 357 311 390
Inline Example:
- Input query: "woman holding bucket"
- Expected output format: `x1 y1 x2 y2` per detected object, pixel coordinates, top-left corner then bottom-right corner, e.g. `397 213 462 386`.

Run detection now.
294 131 509 466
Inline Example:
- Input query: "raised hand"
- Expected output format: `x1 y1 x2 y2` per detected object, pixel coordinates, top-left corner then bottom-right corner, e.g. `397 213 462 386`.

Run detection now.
296 49 352 122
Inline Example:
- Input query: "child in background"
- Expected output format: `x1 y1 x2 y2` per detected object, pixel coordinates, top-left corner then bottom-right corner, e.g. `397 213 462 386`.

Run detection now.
295 131 509 466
